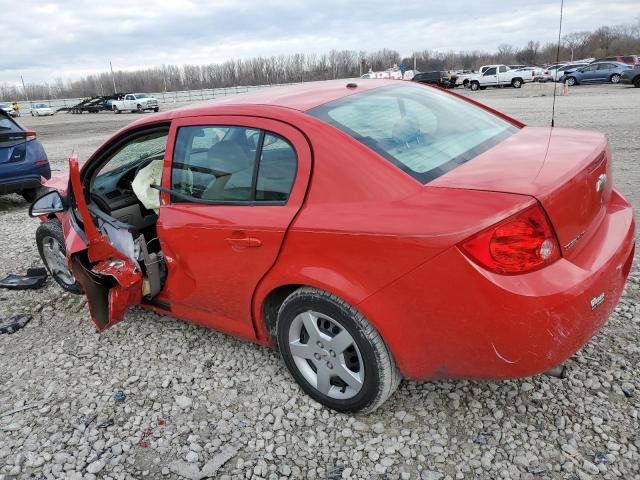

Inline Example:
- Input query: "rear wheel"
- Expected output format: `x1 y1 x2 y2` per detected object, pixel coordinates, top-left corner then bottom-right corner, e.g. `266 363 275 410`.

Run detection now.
511 78 523 88
113 105 120 114
634 77 640 88
21 188 41 203
154 107 159 112
470 81 480 91
566 76 577 86
36 220 82 294
277 287 401 413
610 74 621 84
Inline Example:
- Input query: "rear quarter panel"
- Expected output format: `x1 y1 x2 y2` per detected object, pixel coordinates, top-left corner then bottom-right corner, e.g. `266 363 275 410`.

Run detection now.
253 115 535 342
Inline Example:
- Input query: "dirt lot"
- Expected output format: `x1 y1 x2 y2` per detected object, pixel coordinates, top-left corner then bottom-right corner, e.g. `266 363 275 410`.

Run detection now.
0 84 639 480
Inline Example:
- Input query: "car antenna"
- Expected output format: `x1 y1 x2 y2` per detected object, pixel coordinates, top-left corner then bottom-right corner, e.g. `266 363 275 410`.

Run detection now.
550 0 564 128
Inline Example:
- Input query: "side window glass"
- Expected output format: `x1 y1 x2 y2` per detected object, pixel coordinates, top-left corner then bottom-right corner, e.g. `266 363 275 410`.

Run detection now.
93 130 168 187
484 67 497 75
172 126 259 202
256 134 297 201
586 65 598 71
498 66 507 73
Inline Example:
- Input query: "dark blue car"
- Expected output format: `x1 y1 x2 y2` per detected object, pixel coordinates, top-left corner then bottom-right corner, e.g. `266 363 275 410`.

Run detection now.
0 109 51 201
560 61 634 86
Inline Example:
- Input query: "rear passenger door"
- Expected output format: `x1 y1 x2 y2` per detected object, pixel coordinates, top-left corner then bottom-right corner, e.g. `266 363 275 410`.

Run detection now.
156 116 311 338
596 63 615 81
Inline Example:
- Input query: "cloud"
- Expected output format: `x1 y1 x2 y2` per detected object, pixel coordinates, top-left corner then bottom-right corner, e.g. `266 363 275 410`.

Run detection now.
1 0 637 83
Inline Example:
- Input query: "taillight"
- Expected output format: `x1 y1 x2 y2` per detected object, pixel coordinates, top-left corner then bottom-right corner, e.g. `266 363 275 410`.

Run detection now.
25 130 36 141
460 203 561 274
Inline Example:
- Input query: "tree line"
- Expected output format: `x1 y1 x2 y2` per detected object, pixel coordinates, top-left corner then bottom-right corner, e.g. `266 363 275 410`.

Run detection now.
2 20 639 102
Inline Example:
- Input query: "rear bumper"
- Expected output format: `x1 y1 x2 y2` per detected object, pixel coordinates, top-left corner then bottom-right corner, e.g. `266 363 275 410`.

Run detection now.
0 176 43 194
359 189 635 380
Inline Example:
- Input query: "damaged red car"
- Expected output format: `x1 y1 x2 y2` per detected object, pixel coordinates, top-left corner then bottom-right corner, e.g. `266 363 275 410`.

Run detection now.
31 80 635 412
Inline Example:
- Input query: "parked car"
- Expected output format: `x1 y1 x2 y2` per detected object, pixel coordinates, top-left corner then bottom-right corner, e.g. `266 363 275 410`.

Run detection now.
560 62 634 86
620 66 640 87
467 65 533 90
0 109 50 201
31 103 54 116
593 55 640 67
412 71 457 88
551 63 589 81
111 93 159 113
0 102 17 117
31 79 635 413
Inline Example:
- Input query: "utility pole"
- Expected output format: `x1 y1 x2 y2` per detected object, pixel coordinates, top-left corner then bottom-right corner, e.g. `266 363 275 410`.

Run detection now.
162 64 168 92
109 61 117 93
20 75 30 105
413 56 417 71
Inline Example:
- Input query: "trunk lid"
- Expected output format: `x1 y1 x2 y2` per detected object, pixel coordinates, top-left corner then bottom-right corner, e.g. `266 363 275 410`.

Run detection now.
0 125 26 164
431 126 612 259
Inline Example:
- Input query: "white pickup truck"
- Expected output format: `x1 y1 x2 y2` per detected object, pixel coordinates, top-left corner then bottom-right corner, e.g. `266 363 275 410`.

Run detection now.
112 93 159 114
466 65 534 91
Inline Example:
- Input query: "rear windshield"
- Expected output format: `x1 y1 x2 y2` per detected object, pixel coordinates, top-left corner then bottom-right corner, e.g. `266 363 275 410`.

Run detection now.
308 83 518 184
0 114 20 133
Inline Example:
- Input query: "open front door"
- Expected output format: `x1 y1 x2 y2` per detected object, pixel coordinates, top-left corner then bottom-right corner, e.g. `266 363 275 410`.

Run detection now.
67 155 144 332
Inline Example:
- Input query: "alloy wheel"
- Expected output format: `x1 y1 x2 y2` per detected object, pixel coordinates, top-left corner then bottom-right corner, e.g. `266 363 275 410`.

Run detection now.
611 74 621 84
41 235 75 286
288 310 364 400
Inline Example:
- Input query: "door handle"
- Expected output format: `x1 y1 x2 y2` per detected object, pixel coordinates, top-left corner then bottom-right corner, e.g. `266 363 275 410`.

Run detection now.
225 236 262 248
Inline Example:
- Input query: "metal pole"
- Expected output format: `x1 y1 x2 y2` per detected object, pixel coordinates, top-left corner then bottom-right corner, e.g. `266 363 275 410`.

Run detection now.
162 64 168 92
109 61 117 93
20 75 30 110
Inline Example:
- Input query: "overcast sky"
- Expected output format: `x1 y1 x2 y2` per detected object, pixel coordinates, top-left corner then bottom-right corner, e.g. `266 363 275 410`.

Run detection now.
1 0 638 84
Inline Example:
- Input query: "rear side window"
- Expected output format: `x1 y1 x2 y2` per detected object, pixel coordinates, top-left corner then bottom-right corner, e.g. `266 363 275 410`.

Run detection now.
171 126 296 203
256 134 297 201
308 83 517 184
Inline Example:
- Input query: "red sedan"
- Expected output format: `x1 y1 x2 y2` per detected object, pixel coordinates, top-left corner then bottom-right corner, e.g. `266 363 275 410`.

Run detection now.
31 79 635 412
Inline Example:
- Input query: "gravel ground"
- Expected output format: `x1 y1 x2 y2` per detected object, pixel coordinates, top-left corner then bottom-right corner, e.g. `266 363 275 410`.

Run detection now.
0 84 639 480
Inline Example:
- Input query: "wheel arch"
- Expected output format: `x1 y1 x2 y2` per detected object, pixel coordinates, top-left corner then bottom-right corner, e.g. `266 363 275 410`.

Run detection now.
253 267 374 346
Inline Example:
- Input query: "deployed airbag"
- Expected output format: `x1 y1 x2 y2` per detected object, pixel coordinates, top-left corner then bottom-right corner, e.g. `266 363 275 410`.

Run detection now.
132 160 163 212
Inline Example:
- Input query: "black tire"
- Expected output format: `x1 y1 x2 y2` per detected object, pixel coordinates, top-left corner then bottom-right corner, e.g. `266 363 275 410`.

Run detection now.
277 287 401 413
136 104 143 113
36 219 83 294
462 80 469 88
154 107 159 112
470 81 480 91
610 74 621 84
21 188 41 203
113 105 120 114
511 78 523 88
634 77 640 88
566 76 577 86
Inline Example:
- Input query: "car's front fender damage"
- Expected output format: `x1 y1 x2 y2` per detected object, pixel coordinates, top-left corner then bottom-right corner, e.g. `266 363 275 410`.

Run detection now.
70 255 142 332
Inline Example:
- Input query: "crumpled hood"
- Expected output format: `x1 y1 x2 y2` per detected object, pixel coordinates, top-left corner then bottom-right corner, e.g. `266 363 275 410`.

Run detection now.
42 172 69 194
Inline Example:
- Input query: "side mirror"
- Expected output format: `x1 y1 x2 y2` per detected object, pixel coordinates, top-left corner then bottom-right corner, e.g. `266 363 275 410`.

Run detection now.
29 190 66 217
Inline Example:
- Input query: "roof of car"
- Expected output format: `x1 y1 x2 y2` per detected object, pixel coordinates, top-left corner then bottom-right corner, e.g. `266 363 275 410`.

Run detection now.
166 79 393 116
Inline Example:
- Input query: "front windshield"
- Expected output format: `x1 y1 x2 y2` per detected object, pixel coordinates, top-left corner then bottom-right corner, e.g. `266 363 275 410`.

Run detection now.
134 93 148 99
34 103 47 108
308 83 518 184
